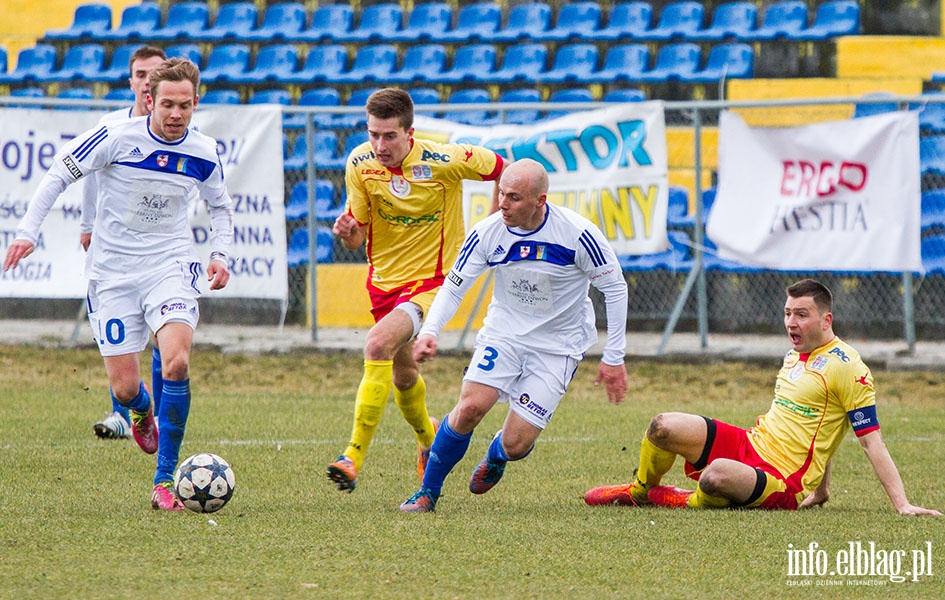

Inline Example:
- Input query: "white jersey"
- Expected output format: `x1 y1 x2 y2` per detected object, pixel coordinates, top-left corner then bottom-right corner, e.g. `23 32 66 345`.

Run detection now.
16 116 233 280
420 203 629 365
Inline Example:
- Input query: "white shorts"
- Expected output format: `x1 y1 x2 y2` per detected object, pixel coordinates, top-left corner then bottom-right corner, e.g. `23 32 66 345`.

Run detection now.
87 261 202 357
463 338 582 430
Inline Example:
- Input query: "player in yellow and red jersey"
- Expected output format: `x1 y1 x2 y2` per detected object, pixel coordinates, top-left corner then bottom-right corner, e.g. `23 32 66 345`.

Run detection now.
327 88 503 492
585 279 941 515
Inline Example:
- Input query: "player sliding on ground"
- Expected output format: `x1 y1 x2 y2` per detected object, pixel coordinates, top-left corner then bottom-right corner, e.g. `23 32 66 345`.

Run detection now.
586 278 942 516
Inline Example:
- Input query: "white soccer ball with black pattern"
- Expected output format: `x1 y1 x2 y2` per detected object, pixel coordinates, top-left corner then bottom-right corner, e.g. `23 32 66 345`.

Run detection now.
174 453 236 513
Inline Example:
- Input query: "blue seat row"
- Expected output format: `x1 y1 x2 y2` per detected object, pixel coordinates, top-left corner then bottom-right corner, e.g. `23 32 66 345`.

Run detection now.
44 0 860 45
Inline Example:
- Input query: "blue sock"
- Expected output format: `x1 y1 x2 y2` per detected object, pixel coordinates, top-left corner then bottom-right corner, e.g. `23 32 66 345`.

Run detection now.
110 389 129 422
154 379 191 486
151 345 163 417
487 431 510 463
120 381 151 414
422 414 472 497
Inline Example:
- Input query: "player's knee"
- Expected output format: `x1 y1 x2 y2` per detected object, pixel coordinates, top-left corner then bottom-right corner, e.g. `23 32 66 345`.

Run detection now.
647 413 673 445
363 332 395 361
698 468 727 496
504 439 534 461
112 382 141 404
451 402 487 432
162 354 190 381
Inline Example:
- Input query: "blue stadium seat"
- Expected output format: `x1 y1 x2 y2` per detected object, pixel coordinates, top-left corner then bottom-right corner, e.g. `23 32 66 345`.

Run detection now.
498 89 543 125
334 44 397 85
920 135 945 177
542 1 603 42
337 3 405 42
340 130 370 159
165 44 203 66
853 92 897 118
921 235 945 274
619 230 693 272
915 94 945 134
0 47 6 74
100 2 161 41
199 2 258 41
388 44 447 84
544 88 595 120
285 45 348 85
797 0 859 41
286 180 341 221
678 42 753 83
591 1 653 41
487 43 548 84
200 89 241 104
287 226 334 266
249 89 290 106
150 2 210 41
56 87 95 109
47 43 106 82
433 43 497 84
603 88 646 102
389 2 453 42
638 43 701 82
443 88 498 126
200 44 251 84
750 0 808 41
96 43 142 83
10 87 45 98
493 2 553 42
0 44 57 84
284 130 346 171
921 190 945 231
294 4 354 43
666 186 693 228
290 87 341 129
587 43 650 83
540 43 599 84
644 1 705 41
104 87 135 102
689 1 758 41
242 2 306 42
334 88 382 129
437 2 501 42
235 44 299 85
409 87 443 108
701 187 716 224
45 3 112 40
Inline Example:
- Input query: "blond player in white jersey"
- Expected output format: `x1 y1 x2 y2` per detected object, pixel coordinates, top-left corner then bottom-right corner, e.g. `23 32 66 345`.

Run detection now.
3 58 234 511
400 158 630 513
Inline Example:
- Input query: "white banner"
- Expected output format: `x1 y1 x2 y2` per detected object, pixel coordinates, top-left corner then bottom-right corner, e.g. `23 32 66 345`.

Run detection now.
707 110 922 272
414 102 669 255
0 105 287 299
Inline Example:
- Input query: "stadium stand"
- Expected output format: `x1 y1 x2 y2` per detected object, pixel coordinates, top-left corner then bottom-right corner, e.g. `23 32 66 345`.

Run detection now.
334 89 381 129
290 87 341 129
242 2 306 42
679 42 754 83
286 180 341 221
638 42 702 82
149 1 210 41
165 43 203 66
750 0 809 41
388 2 453 43
44 3 111 41
493 2 553 42
434 43 498 85
200 43 251 85
287 226 334 266
198 2 258 42
488 42 549 84
46 43 105 83
100 2 161 41
437 2 502 43
797 0 861 40
200 89 241 104
539 43 600 84
333 44 398 85
603 88 647 102
249 88 291 107
619 230 693 271
0 44 57 85
97 43 140 83
236 44 299 85
545 87 595 119
688 1 758 41
388 44 448 84
409 87 442 108
591 1 653 41
921 189 945 231
103 87 135 102
541 1 603 42
286 44 349 85
442 88 497 125
498 88 543 124
337 3 405 43
666 186 693 228
645 1 706 41
588 43 651 83
294 4 354 43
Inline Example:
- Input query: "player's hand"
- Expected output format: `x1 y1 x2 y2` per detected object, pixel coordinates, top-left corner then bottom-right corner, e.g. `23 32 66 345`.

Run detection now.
799 489 829 509
595 362 627 404
333 213 359 240
80 232 92 252
413 334 438 363
3 239 35 271
897 504 943 516
207 259 230 290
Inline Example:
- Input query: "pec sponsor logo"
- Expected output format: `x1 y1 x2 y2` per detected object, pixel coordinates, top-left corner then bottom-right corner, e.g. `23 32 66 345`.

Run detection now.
420 149 450 163
160 301 188 316
62 155 83 180
829 347 850 363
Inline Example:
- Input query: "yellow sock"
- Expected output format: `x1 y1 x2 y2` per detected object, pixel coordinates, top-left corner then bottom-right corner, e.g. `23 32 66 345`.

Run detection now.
688 483 731 509
636 434 677 491
743 471 786 509
343 360 393 470
393 374 436 448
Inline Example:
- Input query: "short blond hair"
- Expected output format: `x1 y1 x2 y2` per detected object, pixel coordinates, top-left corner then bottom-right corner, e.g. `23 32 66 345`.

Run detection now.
149 58 200 98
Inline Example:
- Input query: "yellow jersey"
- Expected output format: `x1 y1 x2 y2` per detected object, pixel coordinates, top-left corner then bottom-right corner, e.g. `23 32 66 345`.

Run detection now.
749 337 878 496
344 138 502 292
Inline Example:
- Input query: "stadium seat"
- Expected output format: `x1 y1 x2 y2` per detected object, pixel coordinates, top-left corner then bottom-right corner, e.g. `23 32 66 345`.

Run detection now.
409 87 443 108
235 44 299 85
544 88 595 120
45 3 112 40
200 89 241 104
619 230 693 272
200 44 251 84
437 2 501 42
701 187 716 224
587 43 650 83
199 2 258 41
678 42 754 83
103 87 135 102
96 44 141 83
334 45 397 85
797 0 860 41
433 43 498 84
750 0 809 41
921 234 945 274
287 226 334 266
337 3 405 42
249 89 290 106
853 92 898 118
494 2 553 42
443 88 498 126
0 44 57 84
150 1 210 41
334 88 382 129
539 43 599 84
487 43 549 84
100 2 161 41
920 135 945 177
542 1 603 42
10 87 45 98
603 88 647 102
915 94 945 134
644 1 705 41
666 186 693 228
47 43 106 82
242 2 306 42
591 1 653 41
498 88 543 124
921 189 945 231
56 86 95 103
285 45 349 85
284 130 346 171
0 47 5 74
340 130 370 159
165 44 203 66
294 4 354 43
689 1 758 41
388 44 447 84
289 87 341 129
286 180 341 221
389 2 453 42
638 43 701 82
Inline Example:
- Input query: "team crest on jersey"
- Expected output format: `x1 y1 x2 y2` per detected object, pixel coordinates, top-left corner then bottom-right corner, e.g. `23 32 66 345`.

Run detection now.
519 246 531 258
788 361 805 382
411 165 433 180
157 154 169 168
809 356 828 372
389 175 410 198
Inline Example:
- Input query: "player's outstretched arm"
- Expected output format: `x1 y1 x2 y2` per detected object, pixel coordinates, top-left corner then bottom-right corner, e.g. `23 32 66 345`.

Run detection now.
413 334 438 363
3 240 35 271
859 430 943 516
595 362 627 405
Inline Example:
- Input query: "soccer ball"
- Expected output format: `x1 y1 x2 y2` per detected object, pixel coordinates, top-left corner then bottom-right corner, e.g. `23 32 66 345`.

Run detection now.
174 453 235 513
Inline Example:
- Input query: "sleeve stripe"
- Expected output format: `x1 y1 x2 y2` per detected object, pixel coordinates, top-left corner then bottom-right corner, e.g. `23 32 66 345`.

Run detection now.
579 230 606 267
456 231 480 270
74 126 108 161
